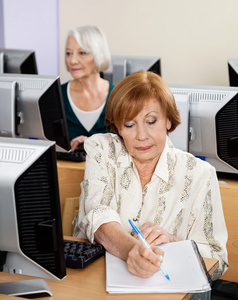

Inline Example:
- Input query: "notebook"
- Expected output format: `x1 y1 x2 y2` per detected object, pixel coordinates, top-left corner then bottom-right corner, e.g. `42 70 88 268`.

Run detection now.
106 240 211 294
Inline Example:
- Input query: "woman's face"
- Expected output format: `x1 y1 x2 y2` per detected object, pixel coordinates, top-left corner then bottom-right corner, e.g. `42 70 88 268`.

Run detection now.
65 36 96 79
119 98 171 165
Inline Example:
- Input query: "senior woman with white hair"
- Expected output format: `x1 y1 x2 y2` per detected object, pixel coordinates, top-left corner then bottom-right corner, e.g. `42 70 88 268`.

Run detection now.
61 25 114 151
73 71 228 281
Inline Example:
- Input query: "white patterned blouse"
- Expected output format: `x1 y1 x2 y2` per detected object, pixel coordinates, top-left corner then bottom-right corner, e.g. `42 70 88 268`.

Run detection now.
73 133 228 280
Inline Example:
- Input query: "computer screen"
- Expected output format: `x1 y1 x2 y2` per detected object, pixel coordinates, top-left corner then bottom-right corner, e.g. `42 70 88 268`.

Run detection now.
0 73 70 152
102 55 161 85
169 84 238 175
228 58 238 87
168 93 190 152
0 48 38 75
0 137 66 281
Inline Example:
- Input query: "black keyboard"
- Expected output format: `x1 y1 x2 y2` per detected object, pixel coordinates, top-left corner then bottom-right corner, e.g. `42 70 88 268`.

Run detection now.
56 150 86 162
64 240 105 268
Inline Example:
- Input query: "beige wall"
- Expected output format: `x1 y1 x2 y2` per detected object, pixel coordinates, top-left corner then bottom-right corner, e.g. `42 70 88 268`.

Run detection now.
59 0 238 86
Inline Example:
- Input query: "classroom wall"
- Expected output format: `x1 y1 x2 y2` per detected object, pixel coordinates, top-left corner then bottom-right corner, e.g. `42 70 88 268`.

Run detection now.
0 0 59 76
59 0 238 86
0 0 4 47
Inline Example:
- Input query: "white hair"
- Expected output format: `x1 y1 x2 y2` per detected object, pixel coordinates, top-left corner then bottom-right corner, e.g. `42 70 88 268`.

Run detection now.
67 25 111 72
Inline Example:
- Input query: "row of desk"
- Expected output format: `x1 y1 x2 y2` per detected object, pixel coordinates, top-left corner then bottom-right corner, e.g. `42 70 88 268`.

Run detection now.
0 160 236 299
0 235 218 300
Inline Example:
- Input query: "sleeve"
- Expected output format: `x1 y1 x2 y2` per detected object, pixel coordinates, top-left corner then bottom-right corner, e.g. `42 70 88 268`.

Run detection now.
73 134 122 243
188 165 228 280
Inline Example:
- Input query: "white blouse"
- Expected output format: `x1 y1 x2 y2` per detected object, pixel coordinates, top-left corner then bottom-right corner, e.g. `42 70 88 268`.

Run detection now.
67 81 105 132
73 133 228 280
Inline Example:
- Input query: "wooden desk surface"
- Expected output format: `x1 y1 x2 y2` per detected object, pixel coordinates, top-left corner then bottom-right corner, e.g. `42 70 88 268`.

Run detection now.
57 160 86 171
0 237 218 300
218 177 238 283
57 161 85 215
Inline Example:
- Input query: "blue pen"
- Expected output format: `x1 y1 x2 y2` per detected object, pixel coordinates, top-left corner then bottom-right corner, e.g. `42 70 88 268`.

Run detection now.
128 219 170 281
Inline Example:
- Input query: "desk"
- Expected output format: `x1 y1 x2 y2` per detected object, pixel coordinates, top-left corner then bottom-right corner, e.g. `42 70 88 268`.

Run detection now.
0 237 218 300
57 161 238 283
57 160 85 215
219 178 238 283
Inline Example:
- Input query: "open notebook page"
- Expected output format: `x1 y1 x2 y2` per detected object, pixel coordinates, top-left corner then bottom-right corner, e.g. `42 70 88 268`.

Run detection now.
106 240 211 294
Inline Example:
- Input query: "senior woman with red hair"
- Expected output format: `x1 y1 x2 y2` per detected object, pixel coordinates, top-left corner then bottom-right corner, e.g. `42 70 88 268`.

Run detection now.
73 71 228 280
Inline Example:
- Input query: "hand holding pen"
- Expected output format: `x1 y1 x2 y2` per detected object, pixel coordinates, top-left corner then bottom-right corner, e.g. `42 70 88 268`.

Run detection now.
129 219 170 280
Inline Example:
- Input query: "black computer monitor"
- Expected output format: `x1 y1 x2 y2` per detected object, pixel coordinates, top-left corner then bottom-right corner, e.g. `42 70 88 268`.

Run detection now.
102 55 161 85
228 58 238 87
0 48 38 75
0 73 70 152
169 84 238 175
0 137 66 295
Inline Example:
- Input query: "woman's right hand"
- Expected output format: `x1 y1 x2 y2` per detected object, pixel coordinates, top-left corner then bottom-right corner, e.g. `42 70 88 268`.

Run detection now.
70 135 87 151
94 222 164 279
126 241 164 278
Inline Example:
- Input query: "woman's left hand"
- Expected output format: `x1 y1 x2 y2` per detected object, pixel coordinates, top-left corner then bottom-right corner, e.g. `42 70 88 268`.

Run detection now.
137 221 181 246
